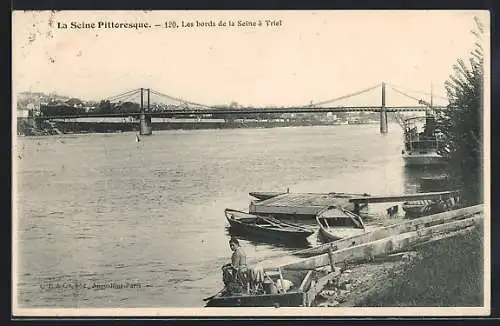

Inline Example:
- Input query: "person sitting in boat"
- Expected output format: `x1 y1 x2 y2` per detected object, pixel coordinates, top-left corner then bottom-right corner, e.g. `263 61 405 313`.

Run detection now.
222 237 248 294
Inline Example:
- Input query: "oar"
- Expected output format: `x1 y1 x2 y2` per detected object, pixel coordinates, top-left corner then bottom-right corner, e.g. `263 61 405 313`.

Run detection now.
261 215 310 231
260 216 287 229
273 216 316 232
264 216 308 230
203 287 225 302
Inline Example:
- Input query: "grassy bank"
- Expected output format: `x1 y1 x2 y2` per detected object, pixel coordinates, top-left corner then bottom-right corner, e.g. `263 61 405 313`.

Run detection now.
356 226 484 307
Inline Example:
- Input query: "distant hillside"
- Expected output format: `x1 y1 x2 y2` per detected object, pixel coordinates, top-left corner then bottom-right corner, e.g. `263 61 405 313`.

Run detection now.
17 92 89 109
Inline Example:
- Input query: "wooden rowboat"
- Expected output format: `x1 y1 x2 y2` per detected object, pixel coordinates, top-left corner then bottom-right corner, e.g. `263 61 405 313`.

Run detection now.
225 209 314 241
316 206 366 241
205 265 340 307
402 195 460 218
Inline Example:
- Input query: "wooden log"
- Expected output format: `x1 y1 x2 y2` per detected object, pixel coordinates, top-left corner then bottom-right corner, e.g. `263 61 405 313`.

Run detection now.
328 244 336 272
293 205 483 257
278 267 285 294
283 214 483 270
410 225 478 249
298 270 313 292
304 269 341 307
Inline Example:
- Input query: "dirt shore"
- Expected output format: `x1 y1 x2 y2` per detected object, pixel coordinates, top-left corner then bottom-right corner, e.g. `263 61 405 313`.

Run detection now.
313 225 484 307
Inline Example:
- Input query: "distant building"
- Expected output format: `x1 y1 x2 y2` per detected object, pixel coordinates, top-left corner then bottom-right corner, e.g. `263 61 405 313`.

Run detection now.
17 107 31 118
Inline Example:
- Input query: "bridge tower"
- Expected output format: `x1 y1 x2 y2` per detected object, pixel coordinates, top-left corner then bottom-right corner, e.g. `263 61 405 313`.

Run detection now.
380 82 388 134
139 88 153 135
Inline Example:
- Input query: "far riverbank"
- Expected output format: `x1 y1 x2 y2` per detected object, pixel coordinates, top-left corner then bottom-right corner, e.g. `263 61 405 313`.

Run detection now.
17 118 380 136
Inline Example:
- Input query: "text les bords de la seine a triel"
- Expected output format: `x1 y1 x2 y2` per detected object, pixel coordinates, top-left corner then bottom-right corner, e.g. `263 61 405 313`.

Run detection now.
57 19 283 30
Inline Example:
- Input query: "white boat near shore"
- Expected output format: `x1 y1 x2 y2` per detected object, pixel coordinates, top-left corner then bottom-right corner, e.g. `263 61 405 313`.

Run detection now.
402 150 445 166
401 114 447 166
316 206 366 241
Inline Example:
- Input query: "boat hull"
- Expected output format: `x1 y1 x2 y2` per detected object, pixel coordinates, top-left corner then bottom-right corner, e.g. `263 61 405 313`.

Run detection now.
402 204 427 217
225 209 314 241
318 226 366 242
402 199 455 218
403 152 447 166
227 219 313 240
316 206 366 242
205 291 305 307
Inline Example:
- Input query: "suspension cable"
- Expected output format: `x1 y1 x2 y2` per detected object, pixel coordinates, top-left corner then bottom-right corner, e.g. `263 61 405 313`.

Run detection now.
111 90 141 104
386 83 448 101
390 86 428 105
104 88 141 102
389 86 442 117
305 83 381 107
148 91 184 107
150 89 216 109
148 90 182 107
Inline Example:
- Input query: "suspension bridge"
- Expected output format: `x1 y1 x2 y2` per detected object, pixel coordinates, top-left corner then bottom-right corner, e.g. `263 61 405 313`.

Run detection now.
35 82 449 135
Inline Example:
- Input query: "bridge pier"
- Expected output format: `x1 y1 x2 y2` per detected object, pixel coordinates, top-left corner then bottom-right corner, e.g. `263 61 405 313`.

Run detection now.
139 114 152 135
380 82 388 134
380 108 388 134
139 88 152 135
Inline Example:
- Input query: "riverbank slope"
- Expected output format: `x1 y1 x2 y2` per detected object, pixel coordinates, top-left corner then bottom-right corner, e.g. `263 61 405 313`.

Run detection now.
314 224 484 307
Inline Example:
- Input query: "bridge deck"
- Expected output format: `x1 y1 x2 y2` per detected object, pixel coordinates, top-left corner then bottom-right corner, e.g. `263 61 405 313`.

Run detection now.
37 105 445 120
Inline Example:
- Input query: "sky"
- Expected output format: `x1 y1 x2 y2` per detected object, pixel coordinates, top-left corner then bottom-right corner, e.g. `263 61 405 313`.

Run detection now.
12 10 489 107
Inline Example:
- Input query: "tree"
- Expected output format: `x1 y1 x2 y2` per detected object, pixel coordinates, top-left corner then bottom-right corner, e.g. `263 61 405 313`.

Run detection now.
98 100 113 114
116 101 140 113
436 17 484 204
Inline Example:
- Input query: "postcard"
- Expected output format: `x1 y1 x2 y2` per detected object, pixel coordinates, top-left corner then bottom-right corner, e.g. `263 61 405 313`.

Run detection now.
12 10 490 317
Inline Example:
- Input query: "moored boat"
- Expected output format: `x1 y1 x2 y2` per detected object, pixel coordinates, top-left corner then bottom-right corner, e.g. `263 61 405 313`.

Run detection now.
403 151 445 165
205 258 342 307
402 199 437 217
316 206 366 241
248 192 370 219
402 194 460 218
401 114 447 166
225 209 315 241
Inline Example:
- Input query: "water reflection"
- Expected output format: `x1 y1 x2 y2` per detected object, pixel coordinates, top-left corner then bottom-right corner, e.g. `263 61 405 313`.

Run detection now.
403 164 450 193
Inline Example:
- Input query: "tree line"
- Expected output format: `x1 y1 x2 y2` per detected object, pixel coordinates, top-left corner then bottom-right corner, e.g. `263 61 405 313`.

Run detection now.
436 16 484 205
40 100 141 116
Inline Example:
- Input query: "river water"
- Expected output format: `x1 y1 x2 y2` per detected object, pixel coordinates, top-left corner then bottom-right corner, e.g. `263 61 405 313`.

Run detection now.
15 124 446 308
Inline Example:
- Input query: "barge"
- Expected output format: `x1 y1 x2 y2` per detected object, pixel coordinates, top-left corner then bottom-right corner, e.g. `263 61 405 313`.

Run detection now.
248 192 370 219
